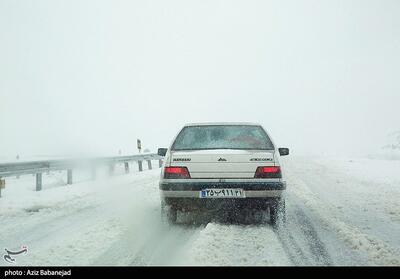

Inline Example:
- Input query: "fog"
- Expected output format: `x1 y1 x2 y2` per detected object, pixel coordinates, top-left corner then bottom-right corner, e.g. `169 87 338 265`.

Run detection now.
1 0 399 159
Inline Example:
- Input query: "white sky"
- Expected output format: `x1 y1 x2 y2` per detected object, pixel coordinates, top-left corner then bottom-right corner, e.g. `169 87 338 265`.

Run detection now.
1 0 399 158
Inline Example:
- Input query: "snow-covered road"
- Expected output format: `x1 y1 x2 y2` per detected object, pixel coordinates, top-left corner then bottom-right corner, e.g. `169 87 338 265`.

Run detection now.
1 156 399 266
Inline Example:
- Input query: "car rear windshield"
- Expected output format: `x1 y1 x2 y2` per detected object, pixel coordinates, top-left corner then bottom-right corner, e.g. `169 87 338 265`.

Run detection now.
171 125 274 151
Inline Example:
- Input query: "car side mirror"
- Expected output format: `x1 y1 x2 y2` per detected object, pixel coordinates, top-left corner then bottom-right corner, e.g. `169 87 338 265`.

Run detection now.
158 148 168 156
278 148 289 156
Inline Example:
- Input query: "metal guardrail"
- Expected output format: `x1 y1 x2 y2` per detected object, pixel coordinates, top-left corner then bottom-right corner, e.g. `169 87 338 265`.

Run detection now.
0 153 164 197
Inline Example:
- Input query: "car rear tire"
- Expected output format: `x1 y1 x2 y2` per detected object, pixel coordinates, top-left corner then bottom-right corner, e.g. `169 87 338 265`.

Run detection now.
251 209 267 224
161 201 177 225
270 198 286 226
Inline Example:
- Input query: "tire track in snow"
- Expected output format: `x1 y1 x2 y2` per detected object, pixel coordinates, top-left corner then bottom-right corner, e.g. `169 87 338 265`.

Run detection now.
92 217 203 266
273 225 310 265
129 224 203 265
291 206 333 265
273 197 333 266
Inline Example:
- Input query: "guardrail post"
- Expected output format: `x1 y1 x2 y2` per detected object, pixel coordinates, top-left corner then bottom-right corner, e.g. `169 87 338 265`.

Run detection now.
147 160 152 170
124 162 129 173
159 159 163 168
0 178 4 197
36 173 42 191
138 161 143 172
67 169 73 185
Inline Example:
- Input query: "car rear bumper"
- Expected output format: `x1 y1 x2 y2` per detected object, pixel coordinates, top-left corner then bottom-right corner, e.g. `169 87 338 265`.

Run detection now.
159 181 285 199
161 190 283 198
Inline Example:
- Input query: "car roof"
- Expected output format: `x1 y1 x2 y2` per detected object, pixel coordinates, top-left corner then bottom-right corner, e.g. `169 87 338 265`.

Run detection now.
184 122 262 127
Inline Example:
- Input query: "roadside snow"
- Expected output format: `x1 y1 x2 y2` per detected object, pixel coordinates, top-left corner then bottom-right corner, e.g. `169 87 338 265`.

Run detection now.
283 156 400 265
0 165 161 266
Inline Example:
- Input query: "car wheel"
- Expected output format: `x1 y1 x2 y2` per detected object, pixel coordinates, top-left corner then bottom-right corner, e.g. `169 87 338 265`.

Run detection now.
161 201 177 225
270 198 286 226
251 210 267 224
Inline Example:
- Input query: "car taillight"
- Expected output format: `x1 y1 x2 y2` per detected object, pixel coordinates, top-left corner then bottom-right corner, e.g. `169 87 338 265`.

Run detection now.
254 166 282 178
164 167 191 179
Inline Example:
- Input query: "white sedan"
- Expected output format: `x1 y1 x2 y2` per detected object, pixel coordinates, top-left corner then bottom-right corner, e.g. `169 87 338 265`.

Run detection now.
158 122 289 225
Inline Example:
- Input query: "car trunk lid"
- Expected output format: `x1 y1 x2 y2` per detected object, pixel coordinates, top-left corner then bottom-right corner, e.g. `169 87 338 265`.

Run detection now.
169 149 275 178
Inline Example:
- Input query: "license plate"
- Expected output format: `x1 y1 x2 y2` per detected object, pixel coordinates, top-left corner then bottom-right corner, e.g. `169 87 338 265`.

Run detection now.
200 189 245 198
